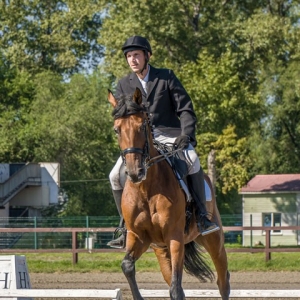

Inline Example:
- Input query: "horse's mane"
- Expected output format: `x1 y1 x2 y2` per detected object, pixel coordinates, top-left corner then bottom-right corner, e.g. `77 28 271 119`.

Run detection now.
112 94 145 120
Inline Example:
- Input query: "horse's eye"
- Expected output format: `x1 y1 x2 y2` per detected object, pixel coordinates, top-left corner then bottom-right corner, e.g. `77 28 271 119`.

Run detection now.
139 123 145 132
114 127 120 135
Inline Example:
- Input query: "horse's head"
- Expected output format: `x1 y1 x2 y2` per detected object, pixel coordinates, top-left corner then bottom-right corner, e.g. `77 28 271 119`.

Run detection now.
108 88 151 184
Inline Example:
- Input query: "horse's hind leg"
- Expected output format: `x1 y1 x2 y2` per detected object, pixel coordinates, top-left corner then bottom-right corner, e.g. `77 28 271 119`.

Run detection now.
211 246 230 300
153 241 185 300
152 246 172 285
196 233 230 300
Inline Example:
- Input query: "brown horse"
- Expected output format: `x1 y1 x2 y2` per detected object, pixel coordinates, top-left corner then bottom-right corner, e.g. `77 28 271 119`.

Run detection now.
108 88 230 300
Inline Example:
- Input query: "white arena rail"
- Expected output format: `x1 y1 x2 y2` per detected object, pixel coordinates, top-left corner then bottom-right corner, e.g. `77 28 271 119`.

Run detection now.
2 289 300 299
140 289 300 298
0 289 123 300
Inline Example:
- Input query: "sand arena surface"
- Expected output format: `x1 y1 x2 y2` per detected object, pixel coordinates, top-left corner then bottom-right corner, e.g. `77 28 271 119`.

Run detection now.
30 271 300 300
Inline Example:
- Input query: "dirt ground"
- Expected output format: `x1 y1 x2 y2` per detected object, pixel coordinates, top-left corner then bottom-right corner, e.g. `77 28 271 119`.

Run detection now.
30 271 300 299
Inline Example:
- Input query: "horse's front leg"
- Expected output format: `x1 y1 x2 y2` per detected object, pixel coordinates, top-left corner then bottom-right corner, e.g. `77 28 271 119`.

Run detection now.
121 231 150 300
121 252 142 300
169 238 185 300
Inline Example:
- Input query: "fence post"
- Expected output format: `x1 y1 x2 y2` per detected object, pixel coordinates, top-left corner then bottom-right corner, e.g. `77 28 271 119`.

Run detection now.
34 216 37 250
250 214 253 248
72 230 78 264
265 229 271 261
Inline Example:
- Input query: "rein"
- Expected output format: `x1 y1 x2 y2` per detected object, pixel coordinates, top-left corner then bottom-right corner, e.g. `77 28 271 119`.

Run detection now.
145 147 184 168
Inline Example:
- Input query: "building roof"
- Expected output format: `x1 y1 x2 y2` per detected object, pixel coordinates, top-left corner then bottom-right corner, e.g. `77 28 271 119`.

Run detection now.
240 174 300 193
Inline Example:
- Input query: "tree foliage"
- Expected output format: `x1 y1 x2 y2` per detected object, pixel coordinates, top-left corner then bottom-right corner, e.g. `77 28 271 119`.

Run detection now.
0 1 118 216
98 0 300 213
26 71 119 215
0 0 104 75
1 0 300 215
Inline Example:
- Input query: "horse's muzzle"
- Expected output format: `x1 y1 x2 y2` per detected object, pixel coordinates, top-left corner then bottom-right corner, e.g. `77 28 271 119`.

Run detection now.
125 167 146 183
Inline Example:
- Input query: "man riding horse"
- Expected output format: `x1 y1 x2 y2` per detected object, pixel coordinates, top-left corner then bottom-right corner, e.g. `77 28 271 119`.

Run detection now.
108 35 219 248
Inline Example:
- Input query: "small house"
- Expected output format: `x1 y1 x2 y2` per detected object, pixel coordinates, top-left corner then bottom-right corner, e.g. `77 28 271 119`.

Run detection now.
240 174 300 247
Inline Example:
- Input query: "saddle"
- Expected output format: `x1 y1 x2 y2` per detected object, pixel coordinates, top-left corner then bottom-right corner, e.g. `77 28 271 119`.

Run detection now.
153 140 193 200
153 141 212 199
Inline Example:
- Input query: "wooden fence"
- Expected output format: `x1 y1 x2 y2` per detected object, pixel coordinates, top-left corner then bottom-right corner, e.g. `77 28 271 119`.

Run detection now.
0 226 299 264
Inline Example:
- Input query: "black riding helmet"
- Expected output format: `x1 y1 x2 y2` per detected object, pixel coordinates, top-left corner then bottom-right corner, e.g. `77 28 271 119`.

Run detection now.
122 36 152 74
122 36 152 56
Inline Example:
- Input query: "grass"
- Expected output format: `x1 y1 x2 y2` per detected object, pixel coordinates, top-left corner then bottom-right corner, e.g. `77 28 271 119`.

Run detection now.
7 251 300 273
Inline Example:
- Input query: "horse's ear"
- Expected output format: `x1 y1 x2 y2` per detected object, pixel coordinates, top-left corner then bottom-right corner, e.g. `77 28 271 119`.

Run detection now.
108 89 118 107
133 88 143 105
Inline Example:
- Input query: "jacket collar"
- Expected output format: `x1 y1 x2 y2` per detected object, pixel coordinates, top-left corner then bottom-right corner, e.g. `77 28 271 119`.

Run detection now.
128 65 159 98
129 72 146 97
147 65 159 97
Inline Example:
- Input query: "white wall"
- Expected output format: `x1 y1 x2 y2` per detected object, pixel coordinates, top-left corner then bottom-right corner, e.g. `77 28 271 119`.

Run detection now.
39 162 60 204
297 193 300 245
0 164 9 183
0 164 10 217
10 186 50 207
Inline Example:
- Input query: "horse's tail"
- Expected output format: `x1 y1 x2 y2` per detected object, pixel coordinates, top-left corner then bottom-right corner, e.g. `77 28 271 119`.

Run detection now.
184 241 215 282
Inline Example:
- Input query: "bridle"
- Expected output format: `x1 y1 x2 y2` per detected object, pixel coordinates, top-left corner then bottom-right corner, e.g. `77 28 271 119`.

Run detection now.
119 111 185 170
120 114 151 168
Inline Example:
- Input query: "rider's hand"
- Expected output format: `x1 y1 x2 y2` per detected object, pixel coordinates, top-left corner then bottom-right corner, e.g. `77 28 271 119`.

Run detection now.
174 135 190 149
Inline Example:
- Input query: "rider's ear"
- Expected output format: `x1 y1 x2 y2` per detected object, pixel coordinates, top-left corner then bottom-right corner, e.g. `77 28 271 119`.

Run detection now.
108 89 118 107
133 88 143 105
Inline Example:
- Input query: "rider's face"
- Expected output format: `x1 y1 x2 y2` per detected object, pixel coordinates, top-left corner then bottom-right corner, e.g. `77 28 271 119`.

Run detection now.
126 50 148 74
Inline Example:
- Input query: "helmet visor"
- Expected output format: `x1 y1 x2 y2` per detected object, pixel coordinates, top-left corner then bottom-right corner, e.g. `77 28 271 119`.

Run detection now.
123 46 148 55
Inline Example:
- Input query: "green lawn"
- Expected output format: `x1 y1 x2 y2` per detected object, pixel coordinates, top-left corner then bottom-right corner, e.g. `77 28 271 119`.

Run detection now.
8 251 300 273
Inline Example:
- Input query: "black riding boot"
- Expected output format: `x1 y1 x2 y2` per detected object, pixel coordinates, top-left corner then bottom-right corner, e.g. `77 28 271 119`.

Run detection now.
187 168 220 235
107 189 126 249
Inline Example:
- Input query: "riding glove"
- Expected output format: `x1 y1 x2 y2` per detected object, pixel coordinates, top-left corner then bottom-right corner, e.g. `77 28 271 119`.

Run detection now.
174 135 190 149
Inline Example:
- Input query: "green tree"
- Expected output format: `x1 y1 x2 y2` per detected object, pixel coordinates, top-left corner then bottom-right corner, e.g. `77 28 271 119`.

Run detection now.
248 60 300 174
0 0 104 75
241 3 300 174
99 0 300 214
177 47 264 208
0 64 35 161
0 1 119 216
99 0 212 78
25 71 119 215
1 0 299 216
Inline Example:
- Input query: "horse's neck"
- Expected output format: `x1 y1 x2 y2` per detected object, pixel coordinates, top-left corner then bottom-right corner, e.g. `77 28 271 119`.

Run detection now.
149 143 158 158
146 145 172 183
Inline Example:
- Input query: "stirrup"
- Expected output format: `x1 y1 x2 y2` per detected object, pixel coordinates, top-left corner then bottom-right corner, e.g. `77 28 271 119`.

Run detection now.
197 215 220 236
200 224 220 236
107 227 127 249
